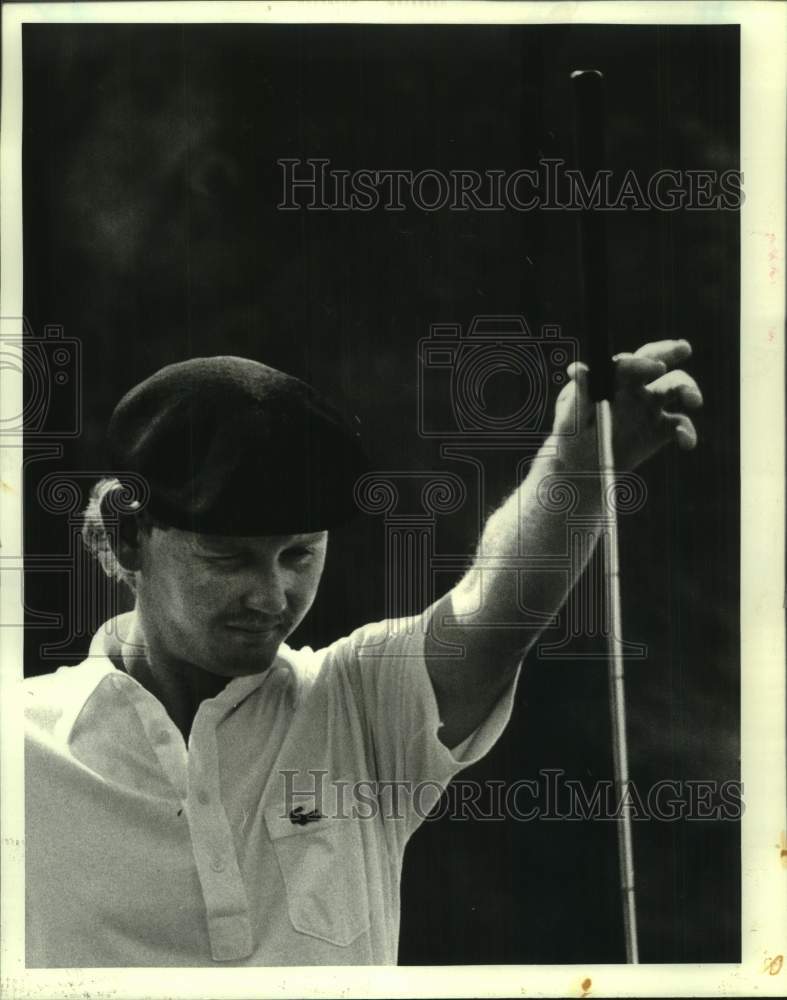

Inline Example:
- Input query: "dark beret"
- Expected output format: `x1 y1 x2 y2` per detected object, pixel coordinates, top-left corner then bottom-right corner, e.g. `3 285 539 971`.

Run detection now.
106 356 369 536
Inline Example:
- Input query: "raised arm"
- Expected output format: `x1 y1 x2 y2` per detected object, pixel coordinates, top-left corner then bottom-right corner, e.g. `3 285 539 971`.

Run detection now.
424 339 703 748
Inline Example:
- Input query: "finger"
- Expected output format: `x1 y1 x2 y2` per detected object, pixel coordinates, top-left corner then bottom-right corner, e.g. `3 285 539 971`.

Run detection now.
660 411 698 450
646 369 704 410
613 354 667 389
632 339 693 368
560 362 595 427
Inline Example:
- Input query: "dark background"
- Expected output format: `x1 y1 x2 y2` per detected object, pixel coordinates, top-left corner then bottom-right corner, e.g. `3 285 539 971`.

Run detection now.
22 23 740 963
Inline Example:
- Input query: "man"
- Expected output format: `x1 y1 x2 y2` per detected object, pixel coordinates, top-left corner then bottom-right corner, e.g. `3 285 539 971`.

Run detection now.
24 344 702 966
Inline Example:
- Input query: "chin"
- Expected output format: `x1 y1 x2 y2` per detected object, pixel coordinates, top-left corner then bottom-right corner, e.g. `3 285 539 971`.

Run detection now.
201 645 281 679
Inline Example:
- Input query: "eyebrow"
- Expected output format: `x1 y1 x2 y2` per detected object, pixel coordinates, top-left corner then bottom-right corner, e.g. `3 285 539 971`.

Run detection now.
191 533 325 550
189 537 241 553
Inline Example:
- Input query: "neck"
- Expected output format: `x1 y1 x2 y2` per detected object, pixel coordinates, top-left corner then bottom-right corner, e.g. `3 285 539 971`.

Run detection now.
117 610 228 741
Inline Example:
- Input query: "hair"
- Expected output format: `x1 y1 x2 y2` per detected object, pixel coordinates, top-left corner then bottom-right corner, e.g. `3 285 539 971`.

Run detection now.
81 477 152 594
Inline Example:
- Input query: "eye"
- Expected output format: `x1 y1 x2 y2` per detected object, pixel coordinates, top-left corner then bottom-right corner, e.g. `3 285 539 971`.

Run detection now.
197 548 245 566
281 546 315 565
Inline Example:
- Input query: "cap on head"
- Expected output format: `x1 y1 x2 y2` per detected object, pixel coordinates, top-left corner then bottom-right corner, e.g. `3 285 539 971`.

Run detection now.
107 356 369 536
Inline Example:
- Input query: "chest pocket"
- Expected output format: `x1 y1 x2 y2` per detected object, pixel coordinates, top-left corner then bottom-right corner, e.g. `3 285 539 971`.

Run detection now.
264 802 370 947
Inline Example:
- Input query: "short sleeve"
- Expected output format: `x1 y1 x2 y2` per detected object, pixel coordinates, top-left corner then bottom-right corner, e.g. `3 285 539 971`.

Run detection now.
324 613 521 840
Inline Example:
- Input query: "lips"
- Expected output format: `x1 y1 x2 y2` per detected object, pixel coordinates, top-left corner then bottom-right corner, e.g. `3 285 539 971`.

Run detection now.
224 621 282 635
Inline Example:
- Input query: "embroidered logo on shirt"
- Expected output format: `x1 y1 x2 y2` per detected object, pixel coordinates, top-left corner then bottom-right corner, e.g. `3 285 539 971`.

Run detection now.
288 806 323 826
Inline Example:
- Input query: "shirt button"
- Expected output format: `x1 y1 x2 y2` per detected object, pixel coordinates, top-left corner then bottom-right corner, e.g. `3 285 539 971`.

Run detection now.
197 789 210 806
154 730 171 746
210 856 226 873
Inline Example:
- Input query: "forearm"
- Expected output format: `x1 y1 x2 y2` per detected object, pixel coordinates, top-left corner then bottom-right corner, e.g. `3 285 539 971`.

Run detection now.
448 434 605 659
424 339 700 745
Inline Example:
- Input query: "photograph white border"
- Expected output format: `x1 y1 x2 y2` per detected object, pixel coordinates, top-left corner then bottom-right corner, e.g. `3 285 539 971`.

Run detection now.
1 2 784 997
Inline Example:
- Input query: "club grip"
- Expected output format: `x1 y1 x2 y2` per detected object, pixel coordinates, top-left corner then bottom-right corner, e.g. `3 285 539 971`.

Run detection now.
571 69 615 402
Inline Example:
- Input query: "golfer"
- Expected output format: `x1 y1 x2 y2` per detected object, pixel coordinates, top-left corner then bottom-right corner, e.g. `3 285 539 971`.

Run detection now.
25 344 702 966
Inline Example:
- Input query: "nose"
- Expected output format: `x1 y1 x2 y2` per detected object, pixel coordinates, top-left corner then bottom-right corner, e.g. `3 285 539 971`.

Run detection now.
241 564 288 617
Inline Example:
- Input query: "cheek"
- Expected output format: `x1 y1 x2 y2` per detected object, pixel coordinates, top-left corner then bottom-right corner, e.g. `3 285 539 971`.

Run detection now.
291 567 324 613
185 573 243 618
144 558 228 620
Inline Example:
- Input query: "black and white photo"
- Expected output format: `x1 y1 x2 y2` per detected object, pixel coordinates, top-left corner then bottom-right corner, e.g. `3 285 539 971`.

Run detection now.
0 2 784 997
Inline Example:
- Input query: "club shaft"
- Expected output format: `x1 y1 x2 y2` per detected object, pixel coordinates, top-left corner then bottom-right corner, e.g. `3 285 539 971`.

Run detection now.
597 400 639 964
572 67 640 963
572 69 616 402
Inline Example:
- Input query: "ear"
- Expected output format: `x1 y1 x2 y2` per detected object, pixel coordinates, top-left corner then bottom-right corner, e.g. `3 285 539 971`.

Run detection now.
116 513 145 573
100 491 145 573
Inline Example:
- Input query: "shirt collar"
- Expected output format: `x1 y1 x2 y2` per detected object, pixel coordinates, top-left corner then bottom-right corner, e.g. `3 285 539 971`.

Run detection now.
86 611 298 708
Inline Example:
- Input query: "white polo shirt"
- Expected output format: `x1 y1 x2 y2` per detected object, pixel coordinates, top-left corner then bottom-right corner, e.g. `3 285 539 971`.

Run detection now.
25 612 519 967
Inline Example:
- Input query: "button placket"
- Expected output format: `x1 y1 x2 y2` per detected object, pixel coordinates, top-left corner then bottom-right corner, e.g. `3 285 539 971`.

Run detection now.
186 703 253 961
